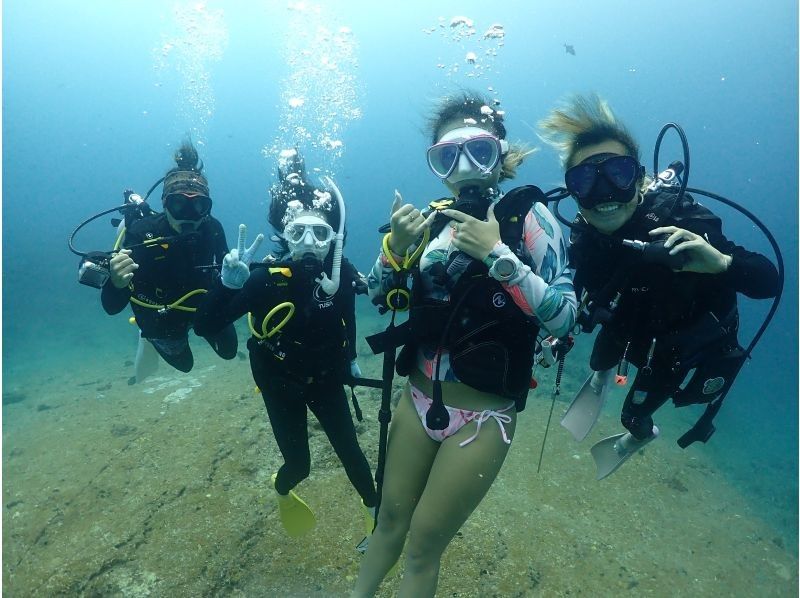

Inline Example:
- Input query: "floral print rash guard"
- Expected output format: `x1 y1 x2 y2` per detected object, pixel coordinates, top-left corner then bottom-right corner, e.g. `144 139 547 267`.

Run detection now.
367 198 577 382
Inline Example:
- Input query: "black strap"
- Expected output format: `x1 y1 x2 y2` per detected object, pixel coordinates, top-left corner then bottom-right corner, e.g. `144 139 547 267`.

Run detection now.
349 386 363 422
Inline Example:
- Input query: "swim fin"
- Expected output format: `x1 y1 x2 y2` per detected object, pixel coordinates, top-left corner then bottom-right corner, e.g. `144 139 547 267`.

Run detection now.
272 473 316 537
561 369 612 441
356 501 376 554
590 425 660 480
130 334 160 385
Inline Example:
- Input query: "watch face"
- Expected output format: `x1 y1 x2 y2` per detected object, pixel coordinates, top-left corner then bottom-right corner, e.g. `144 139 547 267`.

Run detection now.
494 256 516 278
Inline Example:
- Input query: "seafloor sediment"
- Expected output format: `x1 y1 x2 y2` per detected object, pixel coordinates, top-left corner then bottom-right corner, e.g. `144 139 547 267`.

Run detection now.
3 318 797 597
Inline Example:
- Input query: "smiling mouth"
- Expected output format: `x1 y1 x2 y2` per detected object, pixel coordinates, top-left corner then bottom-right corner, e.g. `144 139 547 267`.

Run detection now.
593 203 624 214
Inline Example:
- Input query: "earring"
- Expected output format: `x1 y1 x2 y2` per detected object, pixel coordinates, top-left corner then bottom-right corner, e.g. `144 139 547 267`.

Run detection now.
636 192 644 206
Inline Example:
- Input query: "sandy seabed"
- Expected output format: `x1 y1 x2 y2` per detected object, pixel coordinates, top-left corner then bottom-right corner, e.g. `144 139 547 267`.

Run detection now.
3 318 797 597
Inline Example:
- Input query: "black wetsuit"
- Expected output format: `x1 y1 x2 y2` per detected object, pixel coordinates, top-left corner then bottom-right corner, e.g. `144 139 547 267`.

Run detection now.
101 213 237 372
570 190 779 439
194 258 377 506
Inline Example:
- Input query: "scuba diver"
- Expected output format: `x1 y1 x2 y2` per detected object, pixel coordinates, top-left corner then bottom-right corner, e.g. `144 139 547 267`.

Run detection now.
100 139 238 382
352 92 576 597
538 93 781 480
193 148 377 539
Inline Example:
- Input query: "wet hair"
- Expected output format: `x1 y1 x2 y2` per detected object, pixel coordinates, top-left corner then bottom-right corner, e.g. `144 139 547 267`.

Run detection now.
173 139 202 171
162 138 210 198
538 93 641 169
427 90 532 182
267 149 343 258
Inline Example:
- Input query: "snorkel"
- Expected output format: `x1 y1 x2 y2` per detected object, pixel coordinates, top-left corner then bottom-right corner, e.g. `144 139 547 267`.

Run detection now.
316 176 345 296
274 149 344 294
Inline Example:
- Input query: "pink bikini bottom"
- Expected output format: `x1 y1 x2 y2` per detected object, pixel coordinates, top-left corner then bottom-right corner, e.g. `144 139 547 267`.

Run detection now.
409 383 514 447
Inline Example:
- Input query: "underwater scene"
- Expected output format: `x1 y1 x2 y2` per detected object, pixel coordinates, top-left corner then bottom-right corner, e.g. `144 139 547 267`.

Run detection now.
3 1 797 596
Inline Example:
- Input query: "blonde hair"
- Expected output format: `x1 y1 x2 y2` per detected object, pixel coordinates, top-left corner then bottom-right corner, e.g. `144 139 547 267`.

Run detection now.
500 142 535 181
538 93 640 169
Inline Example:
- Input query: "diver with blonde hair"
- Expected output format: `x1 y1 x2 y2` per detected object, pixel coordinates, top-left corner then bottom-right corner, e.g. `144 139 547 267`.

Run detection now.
539 93 780 479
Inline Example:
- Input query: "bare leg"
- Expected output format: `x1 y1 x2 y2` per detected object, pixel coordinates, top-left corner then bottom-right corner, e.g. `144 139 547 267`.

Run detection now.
398 409 517 597
351 385 439 597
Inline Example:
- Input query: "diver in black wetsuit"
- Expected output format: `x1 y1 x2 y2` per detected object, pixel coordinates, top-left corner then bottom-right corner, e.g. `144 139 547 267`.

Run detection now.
194 149 376 539
101 140 237 381
539 94 780 479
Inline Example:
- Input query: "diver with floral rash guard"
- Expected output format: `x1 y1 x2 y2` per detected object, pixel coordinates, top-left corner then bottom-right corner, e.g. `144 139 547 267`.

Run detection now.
352 91 576 598
194 149 377 539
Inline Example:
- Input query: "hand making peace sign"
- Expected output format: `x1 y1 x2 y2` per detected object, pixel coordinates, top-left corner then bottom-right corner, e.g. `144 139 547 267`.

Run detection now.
221 224 265 289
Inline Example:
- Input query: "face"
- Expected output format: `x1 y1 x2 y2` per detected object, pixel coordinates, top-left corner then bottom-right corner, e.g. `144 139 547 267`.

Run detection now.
283 211 335 263
432 119 506 196
570 140 640 234
163 192 212 233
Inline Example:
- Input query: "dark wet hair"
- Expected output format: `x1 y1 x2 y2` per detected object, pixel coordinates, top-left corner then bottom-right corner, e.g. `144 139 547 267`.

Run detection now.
427 90 507 145
162 138 209 198
427 90 531 181
267 149 343 258
539 93 641 169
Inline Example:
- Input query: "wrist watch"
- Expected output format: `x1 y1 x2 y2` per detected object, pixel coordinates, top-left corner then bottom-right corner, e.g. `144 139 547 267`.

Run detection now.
489 254 518 281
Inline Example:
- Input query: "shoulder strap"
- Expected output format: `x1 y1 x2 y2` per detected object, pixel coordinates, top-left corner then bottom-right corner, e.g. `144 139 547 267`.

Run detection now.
250 261 294 284
495 185 544 248
425 186 546 248
427 197 457 239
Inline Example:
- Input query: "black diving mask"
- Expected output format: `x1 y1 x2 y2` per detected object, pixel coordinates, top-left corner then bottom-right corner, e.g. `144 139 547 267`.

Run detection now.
565 154 644 210
164 192 212 221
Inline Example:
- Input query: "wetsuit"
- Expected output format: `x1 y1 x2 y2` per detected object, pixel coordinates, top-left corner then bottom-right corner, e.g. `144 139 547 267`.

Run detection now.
570 190 780 439
101 212 237 372
194 257 377 506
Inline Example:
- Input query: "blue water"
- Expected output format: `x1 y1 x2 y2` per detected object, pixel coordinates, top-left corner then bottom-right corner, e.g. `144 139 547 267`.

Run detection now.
3 0 797 592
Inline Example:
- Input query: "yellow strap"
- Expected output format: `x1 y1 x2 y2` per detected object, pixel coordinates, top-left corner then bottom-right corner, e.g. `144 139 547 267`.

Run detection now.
382 233 403 272
382 227 431 272
129 288 207 313
113 226 126 251
268 267 293 277
141 236 170 248
248 301 295 340
403 227 429 269
429 198 454 210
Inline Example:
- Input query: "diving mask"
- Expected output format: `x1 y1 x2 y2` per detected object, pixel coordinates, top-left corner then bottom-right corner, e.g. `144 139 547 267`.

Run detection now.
565 154 644 210
427 127 508 180
164 192 212 220
284 213 335 262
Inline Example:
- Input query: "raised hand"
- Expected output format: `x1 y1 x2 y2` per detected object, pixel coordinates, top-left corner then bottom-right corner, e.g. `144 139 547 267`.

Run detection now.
389 190 436 255
350 359 362 379
441 202 501 261
649 226 732 274
109 248 139 288
221 224 265 289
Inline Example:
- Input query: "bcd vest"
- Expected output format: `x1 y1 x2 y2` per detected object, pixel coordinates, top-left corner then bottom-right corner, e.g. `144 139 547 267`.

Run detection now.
396 185 546 411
